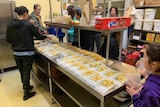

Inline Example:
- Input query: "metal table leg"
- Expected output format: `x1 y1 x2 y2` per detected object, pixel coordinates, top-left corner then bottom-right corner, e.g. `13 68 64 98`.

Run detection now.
78 28 81 48
106 32 110 66
119 31 124 62
100 101 105 107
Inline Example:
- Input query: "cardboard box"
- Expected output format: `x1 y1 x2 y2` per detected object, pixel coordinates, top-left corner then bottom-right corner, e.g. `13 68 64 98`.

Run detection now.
145 0 160 5
134 0 144 6
146 33 155 42
155 34 160 43
95 17 131 30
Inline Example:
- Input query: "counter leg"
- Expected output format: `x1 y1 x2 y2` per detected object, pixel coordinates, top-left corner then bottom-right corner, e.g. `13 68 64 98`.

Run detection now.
100 101 105 107
65 29 69 48
106 32 110 66
48 62 53 100
119 31 123 62
78 29 81 48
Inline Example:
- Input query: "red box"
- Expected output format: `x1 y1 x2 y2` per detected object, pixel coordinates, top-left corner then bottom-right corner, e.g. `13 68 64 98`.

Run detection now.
95 17 131 30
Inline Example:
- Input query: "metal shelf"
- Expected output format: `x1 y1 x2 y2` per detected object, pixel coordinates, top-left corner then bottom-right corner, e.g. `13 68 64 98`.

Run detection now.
37 65 48 76
32 71 50 92
130 39 155 44
135 5 160 9
134 29 160 34
52 92 79 107
34 54 49 76
51 76 100 107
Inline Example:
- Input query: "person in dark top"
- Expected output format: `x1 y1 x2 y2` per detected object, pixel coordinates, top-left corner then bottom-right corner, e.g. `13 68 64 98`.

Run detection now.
98 6 120 60
6 6 48 100
126 43 160 107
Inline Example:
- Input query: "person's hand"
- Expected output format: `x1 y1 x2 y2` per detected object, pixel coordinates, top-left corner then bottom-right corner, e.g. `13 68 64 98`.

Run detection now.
46 35 52 40
135 60 140 67
43 30 48 34
140 69 149 79
68 42 72 45
126 79 143 90
126 85 142 97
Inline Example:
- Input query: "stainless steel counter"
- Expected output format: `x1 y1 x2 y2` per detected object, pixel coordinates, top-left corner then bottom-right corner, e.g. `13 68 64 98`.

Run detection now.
34 42 139 107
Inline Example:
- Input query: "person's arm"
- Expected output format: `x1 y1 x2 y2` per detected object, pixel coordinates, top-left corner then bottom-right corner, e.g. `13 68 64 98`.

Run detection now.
30 24 47 40
132 89 159 107
6 26 13 44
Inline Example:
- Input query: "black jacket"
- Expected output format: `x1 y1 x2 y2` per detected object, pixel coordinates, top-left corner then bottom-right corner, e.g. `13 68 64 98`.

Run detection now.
6 19 46 52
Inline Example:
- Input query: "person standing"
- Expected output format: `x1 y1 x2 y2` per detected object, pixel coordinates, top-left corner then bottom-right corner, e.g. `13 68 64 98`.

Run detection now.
98 6 120 60
67 5 76 44
6 6 43 100
30 4 47 34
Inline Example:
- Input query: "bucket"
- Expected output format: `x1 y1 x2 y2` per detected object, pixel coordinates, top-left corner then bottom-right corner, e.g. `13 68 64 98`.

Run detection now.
154 20 160 32
144 9 156 19
136 9 144 19
134 19 143 29
143 20 153 30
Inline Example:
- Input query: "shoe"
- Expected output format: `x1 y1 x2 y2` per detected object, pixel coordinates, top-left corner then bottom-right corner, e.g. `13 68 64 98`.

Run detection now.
23 92 36 101
29 86 33 91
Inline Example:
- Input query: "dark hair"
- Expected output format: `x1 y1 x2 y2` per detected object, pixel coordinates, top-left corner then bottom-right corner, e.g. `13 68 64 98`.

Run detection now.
14 6 28 15
110 6 118 16
34 4 40 9
146 43 160 64
67 5 75 19
75 9 82 18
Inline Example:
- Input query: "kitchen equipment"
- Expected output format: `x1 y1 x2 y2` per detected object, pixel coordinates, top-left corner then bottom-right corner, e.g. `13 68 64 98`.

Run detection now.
0 0 16 70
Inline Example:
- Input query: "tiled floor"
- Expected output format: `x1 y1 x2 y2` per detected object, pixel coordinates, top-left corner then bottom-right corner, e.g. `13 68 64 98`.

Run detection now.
0 69 58 107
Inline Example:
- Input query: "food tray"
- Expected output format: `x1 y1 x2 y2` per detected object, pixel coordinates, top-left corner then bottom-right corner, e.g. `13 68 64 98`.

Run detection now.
87 73 104 87
95 78 115 94
110 73 127 87
79 69 96 81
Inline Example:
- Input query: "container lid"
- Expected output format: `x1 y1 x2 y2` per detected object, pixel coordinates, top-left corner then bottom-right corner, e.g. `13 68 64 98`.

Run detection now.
145 9 156 11
135 19 143 21
143 19 154 22
154 20 160 22
136 9 144 11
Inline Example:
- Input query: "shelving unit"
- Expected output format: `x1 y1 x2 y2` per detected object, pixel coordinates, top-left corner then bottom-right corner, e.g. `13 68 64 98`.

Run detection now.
32 53 50 92
32 71 50 92
51 76 100 107
129 4 160 48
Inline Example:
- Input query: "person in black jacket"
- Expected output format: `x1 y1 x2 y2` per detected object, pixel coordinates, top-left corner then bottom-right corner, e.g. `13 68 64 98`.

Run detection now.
6 6 47 100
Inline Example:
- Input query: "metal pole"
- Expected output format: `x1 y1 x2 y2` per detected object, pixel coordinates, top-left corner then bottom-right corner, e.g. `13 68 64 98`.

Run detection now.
49 0 53 21
106 32 110 66
78 28 81 48
119 31 124 62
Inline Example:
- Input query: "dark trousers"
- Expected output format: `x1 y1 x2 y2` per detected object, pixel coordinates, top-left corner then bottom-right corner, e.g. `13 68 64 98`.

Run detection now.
90 32 101 52
14 55 34 91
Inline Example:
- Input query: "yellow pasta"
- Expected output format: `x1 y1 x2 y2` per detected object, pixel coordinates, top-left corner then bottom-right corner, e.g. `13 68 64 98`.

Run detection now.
116 74 126 82
101 79 114 87
91 74 102 81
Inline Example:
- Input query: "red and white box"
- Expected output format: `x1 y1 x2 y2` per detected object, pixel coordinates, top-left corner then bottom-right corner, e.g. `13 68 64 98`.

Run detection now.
95 17 131 30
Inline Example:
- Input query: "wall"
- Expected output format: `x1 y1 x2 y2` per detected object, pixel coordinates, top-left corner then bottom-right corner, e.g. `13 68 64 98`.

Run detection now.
15 0 61 26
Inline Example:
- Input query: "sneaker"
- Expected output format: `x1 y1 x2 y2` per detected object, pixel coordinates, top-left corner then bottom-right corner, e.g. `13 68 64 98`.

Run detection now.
23 92 36 101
